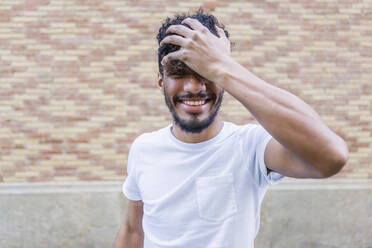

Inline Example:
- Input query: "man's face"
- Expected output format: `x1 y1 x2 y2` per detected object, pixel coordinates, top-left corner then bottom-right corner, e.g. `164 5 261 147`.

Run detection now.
161 60 224 134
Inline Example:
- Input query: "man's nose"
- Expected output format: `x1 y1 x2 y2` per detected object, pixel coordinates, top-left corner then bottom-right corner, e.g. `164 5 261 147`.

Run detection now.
184 75 206 94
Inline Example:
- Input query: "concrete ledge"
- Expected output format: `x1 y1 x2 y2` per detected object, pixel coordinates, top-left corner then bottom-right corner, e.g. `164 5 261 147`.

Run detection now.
1 179 372 193
1 179 371 248
0 181 123 194
1 182 127 248
272 178 372 190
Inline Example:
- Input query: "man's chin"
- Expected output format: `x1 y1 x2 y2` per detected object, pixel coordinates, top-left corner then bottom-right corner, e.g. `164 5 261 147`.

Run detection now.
173 116 216 134
176 123 210 134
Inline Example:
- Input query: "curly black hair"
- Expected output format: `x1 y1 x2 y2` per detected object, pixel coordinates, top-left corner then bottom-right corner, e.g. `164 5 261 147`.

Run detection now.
156 9 230 77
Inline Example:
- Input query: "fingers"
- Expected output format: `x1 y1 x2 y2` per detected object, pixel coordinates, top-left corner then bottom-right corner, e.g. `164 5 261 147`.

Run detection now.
215 24 230 51
181 18 227 42
161 50 185 66
160 35 188 47
182 18 206 32
215 25 227 39
166 24 194 38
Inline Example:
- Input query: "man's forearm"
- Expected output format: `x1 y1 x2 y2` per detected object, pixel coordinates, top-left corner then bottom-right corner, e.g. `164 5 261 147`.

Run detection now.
113 225 144 248
215 59 348 171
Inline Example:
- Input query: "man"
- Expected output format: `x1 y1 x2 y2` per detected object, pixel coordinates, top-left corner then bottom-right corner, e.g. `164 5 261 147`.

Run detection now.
113 10 348 248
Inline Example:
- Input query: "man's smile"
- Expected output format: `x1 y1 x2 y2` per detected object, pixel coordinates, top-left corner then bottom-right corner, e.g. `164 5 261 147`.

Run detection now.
182 100 206 106
179 99 211 114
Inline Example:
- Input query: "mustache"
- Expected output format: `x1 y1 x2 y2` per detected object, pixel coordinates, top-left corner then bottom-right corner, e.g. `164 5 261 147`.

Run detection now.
174 92 216 102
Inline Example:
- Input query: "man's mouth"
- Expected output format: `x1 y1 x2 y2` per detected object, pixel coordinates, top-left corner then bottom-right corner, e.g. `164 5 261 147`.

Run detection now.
177 99 212 113
182 100 207 106
176 96 213 105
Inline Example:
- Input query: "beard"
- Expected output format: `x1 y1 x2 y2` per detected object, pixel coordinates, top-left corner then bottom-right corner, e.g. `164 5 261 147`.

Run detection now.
163 85 224 134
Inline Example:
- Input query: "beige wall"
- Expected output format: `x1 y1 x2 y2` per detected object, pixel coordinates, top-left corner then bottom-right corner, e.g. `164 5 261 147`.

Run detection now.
0 0 371 182
1 180 371 247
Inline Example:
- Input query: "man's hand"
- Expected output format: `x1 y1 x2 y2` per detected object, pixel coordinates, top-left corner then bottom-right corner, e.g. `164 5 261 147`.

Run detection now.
160 18 232 84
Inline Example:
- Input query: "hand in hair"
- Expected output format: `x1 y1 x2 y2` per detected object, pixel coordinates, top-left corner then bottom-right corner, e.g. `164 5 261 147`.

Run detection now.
160 17 232 85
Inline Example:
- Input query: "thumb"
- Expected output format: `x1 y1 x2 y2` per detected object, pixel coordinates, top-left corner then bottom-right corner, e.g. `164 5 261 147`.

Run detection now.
215 25 226 39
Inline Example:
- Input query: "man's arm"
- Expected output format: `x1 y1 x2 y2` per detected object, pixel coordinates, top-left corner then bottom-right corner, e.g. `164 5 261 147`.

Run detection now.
113 200 144 248
219 63 348 178
160 18 348 178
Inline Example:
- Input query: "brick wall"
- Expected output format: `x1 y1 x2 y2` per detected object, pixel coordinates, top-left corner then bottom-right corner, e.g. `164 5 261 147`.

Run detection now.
0 0 371 182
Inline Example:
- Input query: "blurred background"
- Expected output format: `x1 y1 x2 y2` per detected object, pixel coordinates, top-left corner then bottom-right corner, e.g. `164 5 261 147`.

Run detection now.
0 0 371 247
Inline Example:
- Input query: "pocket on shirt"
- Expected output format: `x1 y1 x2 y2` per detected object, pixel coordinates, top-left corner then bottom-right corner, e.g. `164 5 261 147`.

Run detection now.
195 173 237 222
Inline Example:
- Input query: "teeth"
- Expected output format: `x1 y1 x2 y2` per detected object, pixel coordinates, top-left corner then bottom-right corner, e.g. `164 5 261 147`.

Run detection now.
183 100 206 106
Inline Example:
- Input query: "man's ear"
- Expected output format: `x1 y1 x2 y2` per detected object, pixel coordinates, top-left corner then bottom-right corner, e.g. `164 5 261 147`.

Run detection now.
157 73 164 94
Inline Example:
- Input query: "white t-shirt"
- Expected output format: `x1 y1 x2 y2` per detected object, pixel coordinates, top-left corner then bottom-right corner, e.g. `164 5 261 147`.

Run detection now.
122 121 284 248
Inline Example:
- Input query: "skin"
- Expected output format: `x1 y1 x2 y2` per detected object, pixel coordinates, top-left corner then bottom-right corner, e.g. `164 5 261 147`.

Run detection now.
113 200 143 248
113 17 350 248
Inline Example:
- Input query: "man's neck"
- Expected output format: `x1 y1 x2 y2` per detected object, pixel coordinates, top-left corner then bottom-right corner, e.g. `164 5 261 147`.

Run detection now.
171 116 224 144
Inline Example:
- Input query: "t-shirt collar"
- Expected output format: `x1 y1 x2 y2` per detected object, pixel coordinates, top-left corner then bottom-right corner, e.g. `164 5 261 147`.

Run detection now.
167 122 228 150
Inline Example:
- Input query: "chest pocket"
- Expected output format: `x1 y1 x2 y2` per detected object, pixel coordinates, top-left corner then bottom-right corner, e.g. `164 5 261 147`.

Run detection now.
195 173 237 222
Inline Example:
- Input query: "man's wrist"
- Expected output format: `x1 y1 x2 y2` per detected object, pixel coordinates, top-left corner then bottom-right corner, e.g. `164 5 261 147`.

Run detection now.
212 58 242 88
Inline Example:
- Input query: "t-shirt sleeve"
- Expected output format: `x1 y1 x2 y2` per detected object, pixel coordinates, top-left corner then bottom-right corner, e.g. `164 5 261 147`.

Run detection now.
242 124 284 187
122 140 142 201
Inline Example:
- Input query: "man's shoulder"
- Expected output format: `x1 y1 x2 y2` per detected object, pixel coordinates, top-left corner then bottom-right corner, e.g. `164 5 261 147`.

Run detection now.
223 121 270 146
130 125 171 148
225 121 259 136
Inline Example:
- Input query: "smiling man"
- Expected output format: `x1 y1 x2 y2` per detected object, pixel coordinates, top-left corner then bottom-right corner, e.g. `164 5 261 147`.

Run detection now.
161 58 224 135
113 10 348 248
